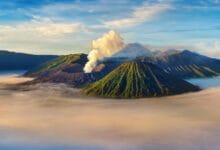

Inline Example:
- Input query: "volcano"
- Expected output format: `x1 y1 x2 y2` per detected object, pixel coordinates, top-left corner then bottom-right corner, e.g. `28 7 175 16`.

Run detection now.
84 62 200 98
112 43 153 58
25 53 88 77
25 54 112 87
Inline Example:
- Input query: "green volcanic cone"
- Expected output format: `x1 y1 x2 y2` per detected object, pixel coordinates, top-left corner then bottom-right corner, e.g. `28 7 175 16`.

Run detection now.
84 62 200 98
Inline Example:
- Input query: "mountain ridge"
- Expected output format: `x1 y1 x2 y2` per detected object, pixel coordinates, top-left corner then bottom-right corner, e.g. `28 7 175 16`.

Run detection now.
149 50 220 78
24 50 220 92
0 50 58 71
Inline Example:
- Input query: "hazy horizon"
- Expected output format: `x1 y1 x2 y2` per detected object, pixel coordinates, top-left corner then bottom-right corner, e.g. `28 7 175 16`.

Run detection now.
2 46 220 60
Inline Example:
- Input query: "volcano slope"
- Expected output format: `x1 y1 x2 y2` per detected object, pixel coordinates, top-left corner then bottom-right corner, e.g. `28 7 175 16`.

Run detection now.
149 50 220 79
84 62 200 98
25 54 114 87
95 50 220 79
25 53 88 77
24 50 220 90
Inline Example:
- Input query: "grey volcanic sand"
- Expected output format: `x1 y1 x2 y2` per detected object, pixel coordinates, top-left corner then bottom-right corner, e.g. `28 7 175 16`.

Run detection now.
0 76 220 150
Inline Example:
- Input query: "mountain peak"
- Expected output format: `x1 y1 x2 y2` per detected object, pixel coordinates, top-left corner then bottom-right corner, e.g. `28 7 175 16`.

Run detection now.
181 49 200 55
112 43 153 58
84 62 199 98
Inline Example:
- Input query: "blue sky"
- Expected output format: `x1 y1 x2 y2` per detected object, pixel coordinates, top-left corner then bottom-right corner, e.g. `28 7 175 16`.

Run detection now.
0 0 220 57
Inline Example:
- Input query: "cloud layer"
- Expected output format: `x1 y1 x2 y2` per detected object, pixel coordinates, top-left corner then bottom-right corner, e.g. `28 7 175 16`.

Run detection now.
0 0 220 57
104 2 171 29
1 76 220 149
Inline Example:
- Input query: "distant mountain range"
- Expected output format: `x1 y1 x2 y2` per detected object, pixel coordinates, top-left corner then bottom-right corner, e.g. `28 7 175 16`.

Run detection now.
150 50 220 78
0 50 58 71
99 50 220 79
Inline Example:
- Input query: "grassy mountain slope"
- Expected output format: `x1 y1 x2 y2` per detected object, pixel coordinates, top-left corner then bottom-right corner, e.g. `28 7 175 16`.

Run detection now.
25 53 110 87
138 50 220 79
25 53 87 77
84 62 199 98
95 50 220 79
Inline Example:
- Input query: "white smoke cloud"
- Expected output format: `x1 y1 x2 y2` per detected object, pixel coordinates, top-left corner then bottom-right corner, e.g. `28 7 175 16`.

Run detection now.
84 30 125 73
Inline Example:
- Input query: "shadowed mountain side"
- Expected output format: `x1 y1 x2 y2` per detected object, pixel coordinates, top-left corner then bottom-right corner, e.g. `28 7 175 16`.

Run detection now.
84 62 200 98
28 71 109 88
93 50 220 79
149 50 220 79
0 50 58 71
25 53 113 87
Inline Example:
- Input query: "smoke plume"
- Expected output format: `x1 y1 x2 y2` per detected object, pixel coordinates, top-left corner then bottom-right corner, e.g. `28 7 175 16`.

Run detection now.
84 30 125 73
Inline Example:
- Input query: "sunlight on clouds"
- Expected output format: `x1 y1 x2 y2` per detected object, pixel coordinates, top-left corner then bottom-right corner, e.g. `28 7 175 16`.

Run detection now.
0 18 84 38
0 0 219 56
0 76 33 85
194 41 220 58
0 18 89 54
34 22 83 36
104 2 171 29
1 77 220 149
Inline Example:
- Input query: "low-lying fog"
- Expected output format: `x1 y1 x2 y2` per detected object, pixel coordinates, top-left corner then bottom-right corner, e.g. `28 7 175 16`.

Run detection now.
1 75 220 150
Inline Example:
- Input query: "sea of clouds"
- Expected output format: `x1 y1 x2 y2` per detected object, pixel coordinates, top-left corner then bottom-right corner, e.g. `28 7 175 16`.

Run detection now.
0 76 220 150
